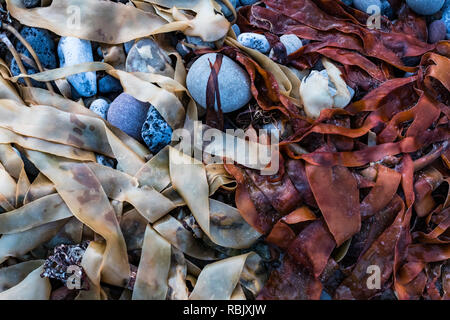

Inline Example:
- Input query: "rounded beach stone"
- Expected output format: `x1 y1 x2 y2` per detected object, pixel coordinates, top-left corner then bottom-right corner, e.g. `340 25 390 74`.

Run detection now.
125 38 174 77
406 0 444 15
11 27 57 88
107 93 149 141
141 106 173 154
280 34 303 55
89 99 110 119
186 53 252 113
353 0 381 13
237 32 270 53
57 36 97 97
428 20 447 43
99 75 122 94
442 5 450 33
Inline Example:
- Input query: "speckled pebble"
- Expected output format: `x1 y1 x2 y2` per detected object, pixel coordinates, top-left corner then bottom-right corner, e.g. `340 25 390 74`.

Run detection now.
96 155 115 168
99 75 122 94
186 53 252 113
89 99 110 119
280 34 303 56
237 32 270 53
353 0 381 13
406 0 444 15
107 93 149 141
11 27 57 88
232 24 241 37
58 37 97 97
428 20 447 43
141 106 173 154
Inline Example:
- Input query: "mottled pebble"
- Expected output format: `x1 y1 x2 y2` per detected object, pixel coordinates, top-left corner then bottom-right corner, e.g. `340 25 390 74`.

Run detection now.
232 24 241 37
89 99 110 119
141 106 173 154
237 32 270 53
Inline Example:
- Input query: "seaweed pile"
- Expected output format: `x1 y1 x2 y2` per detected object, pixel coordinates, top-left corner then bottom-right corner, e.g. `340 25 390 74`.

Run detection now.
0 0 448 300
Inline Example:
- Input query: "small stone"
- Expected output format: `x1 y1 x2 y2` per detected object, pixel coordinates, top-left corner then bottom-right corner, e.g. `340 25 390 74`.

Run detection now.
237 32 270 53
58 37 97 97
239 0 258 5
218 0 237 18
125 38 174 77
96 154 115 168
23 0 40 8
10 27 57 88
186 36 215 49
124 40 134 55
442 7 450 33
176 42 191 57
406 0 444 15
89 98 110 119
320 291 333 300
107 93 150 141
342 0 353 6
381 0 394 19
232 24 241 37
428 20 447 43
186 53 252 113
353 0 381 13
99 75 122 94
280 34 303 56
141 106 173 154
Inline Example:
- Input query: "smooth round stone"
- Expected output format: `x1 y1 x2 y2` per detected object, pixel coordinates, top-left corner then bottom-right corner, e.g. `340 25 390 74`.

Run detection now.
125 38 174 77
11 27 57 88
353 0 381 13
239 0 258 5
280 34 303 55
107 93 149 141
442 6 450 33
186 36 215 49
406 0 444 15
187 53 252 113
429 20 447 43
23 0 40 8
237 32 270 53
99 75 122 94
89 99 110 119
232 24 241 37
141 106 173 154
58 37 97 97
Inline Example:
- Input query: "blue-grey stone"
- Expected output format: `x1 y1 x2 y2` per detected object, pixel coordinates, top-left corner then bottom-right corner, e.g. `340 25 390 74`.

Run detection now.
381 0 394 19
353 0 381 13
124 40 134 55
58 37 97 97
176 42 191 57
218 0 237 18
442 6 450 33
125 38 174 77
429 20 447 43
232 24 241 37
23 0 40 8
280 34 303 55
320 291 332 300
99 75 122 94
96 154 115 168
406 0 444 15
186 53 252 113
186 36 215 49
141 106 173 154
239 0 258 5
342 0 353 6
237 32 270 53
11 27 57 88
107 93 149 141
89 98 110 119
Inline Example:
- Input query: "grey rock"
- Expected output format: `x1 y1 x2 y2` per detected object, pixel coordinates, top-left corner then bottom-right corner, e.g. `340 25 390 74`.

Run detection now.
186 36 215 49
381 0 394 19
342 0 353 6
176 42 191 57
406 0 444 15
96 154 115 168
125 38 174 77
186 53 252 113
23 0 40 8
280 34 303 55
89 99 110 119
353 0 381 13
107 93 150 140
99 75 122 94
57 37 97 97
239 0 258 5
11 27 57 88
232 24 241 37
429 20 447 43
124 40 134 55
237 32 270 53
442 6 450 33
218 0 237 18
141 106 173 154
